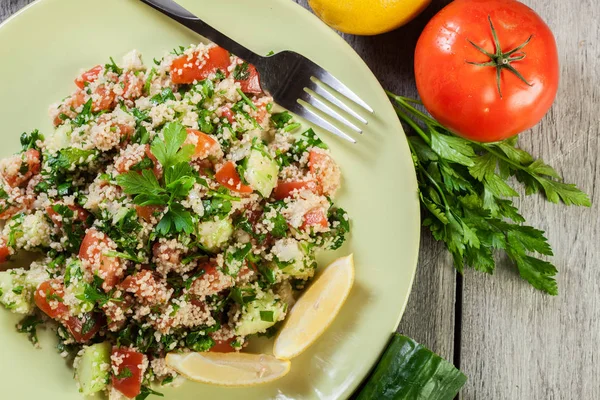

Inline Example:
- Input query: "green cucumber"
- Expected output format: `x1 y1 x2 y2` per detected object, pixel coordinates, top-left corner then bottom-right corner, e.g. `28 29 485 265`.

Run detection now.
271 239 314 280
197 218 234 252
236 290 286 336
0 269 34 315
75 342 111 396
244 147 279 197
356 334 467 400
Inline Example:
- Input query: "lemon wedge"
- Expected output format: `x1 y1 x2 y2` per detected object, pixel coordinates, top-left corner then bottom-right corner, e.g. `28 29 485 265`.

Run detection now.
273 254 355 360
165 352 291 386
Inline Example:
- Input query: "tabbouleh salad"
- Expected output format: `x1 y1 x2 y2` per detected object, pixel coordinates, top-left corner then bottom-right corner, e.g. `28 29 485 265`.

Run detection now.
0 43 349 399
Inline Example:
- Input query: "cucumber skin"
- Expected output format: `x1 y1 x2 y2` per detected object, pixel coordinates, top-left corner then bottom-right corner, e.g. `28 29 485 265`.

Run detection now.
356 334 467 400
76 342 111 395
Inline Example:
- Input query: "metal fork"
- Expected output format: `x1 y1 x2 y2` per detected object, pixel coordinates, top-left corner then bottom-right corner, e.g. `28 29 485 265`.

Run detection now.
139 0 373 143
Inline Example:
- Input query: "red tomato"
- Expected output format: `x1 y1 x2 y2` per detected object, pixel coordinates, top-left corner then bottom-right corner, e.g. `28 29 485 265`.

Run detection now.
75 65 103 89
135 205 163 223
414 0 559 142
209 338 236 353
120 270 167 305
79 229 122 291
185 128 220 160
46 203 89 228
34 280 69 320
215 161 253 194
54 91 86 126
170 46 231 84
64 313 102 343
302 208 329 230
92 85 116 112
121 72 144 100
0 237 10 263
1 149 41 188
235 63 262 94
221 107 236 124
111 348 145 399
272 180 319 200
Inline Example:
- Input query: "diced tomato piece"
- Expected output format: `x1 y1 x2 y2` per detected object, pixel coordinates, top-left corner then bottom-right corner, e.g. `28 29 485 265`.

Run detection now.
75 65 103 89
92 85 116 112
79 229 122 291
54 91 87 126
235 63 262 94
121 72 143 100
135 205 163 223
170 46 231 84
272 180 319 200
302 208 329 230
209 338 236 353
1 149 41 188
34 280 69 320
308 150 330 175
0 237 10 263
188 264 232 297
308 149 340 196
120 270 168 305
185 128 220 160
111 348 145 399
215 161 253 194
0 205 22 220
64 313 102 343
46 203 89 228
221 107 236 124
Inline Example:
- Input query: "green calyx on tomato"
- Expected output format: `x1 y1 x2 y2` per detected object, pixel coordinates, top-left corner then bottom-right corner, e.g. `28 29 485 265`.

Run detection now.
466 16 533 98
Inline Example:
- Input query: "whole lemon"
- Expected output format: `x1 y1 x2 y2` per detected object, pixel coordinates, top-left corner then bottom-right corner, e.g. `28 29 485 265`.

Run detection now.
308 0 431 35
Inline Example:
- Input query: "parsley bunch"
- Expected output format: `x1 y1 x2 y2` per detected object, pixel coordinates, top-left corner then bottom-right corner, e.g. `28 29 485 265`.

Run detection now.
388 93 590 295
116 122 196 236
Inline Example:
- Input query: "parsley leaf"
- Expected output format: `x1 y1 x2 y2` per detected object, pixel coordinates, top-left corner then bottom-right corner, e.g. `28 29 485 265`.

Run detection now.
150 122 194 169
20 130 44 151
389 92 591 295
117 169 168 206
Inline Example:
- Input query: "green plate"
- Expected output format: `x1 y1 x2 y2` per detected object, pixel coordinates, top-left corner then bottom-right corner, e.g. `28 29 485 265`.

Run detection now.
0 0 420 398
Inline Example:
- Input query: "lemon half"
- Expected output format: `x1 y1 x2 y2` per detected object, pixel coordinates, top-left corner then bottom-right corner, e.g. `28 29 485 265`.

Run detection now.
165 352 291 387
308 0 431 36
273 254 355 360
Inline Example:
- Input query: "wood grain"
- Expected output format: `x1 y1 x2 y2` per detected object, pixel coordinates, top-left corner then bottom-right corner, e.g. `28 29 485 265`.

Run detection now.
460 0 600 398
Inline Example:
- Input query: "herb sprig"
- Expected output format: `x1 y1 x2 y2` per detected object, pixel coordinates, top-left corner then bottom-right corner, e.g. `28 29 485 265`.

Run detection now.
388 93 590 295
117 122 196 236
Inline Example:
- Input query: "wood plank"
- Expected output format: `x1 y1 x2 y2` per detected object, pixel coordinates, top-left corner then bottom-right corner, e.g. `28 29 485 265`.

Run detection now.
0 0 31 21
460 0 600 398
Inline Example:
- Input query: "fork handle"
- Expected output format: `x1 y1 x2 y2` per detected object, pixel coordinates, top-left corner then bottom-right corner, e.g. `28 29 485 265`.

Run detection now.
140 0 262 64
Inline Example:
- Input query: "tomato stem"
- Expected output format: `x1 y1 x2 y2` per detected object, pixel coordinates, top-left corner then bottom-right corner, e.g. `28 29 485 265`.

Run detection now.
466 16 534 98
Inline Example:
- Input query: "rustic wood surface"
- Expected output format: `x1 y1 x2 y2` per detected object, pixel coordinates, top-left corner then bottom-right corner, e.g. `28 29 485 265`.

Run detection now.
1 0 598 399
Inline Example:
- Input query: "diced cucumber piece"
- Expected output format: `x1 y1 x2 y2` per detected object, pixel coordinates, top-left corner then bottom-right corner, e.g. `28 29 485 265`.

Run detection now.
244 147 278 198
356 334 467 400
197 218 233 251
271 238 314 280
64 260 94 314
75 342 111 396
47 122 72 152
0 269 34 315
236 290 286 336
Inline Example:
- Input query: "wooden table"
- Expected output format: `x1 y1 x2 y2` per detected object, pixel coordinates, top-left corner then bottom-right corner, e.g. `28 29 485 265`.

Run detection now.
2 0 598 398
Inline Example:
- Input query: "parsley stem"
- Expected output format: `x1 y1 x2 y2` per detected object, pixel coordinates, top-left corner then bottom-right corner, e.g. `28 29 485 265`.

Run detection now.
236 88 258 111
393 107 431 146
